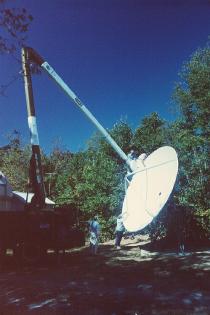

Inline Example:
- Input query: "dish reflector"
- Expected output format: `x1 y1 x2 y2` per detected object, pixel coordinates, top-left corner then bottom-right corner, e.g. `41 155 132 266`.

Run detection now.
122 146 178 232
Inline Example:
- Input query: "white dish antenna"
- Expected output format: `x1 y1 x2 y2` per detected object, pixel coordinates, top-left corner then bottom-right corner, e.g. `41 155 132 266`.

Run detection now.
23 49 179 230
122 146 178 232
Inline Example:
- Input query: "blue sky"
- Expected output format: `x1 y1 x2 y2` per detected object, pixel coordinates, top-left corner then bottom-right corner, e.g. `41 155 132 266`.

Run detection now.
0 0 209 153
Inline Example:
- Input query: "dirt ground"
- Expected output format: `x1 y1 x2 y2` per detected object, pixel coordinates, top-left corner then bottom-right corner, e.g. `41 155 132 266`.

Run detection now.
0 236 210 315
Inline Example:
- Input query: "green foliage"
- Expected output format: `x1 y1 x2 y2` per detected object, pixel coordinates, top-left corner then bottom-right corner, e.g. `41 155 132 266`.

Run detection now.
53 151 87 206
171 44 210 237
52 145 125 240
174 46 210 135
88 120 133 163
45 122 131 240
138 44 210 243
0 131 30 190
43 146 73 198
132 112 168 154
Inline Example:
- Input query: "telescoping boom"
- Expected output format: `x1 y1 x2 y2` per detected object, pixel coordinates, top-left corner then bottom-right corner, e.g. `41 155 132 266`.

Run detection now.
22 47 133 171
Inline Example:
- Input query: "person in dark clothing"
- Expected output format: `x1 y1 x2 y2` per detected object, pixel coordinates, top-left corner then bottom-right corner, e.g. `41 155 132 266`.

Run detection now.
115 214 125 249
89 216 100 254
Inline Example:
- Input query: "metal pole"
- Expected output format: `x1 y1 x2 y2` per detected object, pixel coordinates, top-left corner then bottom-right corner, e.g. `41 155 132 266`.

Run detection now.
41 61 132 168
22 47 46 208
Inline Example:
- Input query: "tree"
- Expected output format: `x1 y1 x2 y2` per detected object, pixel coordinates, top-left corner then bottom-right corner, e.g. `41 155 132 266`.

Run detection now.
43 144 73 198
53 151 86 206
88 120 133 163
174 45 210 137
0 0 33 55
132 45 210 243
52 121 132 240
0 1 33 95
171 43 210 238
132 112 168 154
0 131 30 190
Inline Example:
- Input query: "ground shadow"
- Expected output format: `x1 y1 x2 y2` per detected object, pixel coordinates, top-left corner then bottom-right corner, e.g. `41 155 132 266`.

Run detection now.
0 241 210 314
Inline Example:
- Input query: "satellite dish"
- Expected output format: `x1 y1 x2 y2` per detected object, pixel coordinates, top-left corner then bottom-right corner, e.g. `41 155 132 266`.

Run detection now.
122 146 178 232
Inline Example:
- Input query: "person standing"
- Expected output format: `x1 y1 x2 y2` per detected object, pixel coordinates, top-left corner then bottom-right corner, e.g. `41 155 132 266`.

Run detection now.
115 214 125 249
127 150 147 172
89 216 100 255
